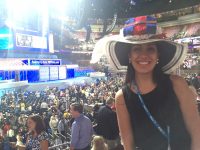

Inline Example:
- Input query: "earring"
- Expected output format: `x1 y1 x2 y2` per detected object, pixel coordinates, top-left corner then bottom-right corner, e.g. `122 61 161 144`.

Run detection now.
156 59 159 64
129 59 131 63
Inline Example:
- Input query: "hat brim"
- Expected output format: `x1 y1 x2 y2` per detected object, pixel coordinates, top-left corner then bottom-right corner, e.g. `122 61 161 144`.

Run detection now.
91 35 187 73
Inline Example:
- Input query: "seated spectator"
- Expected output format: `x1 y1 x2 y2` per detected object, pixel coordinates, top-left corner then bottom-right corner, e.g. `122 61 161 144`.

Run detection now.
49 113 58 135
7 126 16 143
40 100 48 113
16 133 23 147
58 116 68 143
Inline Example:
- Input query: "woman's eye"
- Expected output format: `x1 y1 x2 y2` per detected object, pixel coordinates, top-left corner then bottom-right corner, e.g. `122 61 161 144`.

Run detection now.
132 47 141 52
147 47 156 53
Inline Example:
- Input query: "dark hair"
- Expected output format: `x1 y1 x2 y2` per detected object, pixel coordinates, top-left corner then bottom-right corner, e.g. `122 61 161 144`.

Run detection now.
125 46 165 85
28 115 46 135
106 97 115 105
71 103 83 114
93 104 100 112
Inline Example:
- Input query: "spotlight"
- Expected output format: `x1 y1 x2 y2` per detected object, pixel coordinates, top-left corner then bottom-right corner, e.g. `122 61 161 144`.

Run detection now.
130 0 136 6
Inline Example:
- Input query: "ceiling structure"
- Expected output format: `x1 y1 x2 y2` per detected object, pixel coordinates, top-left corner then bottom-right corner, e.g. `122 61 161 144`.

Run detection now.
0 0 199 52
87 0 200 18
49 0 200 50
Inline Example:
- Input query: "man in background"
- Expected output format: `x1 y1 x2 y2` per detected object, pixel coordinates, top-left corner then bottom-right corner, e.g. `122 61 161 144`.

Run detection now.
96 97 120 150
70 103 93 150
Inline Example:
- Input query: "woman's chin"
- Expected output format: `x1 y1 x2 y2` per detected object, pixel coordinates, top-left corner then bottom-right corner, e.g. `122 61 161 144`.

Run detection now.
135 70 154 75
28 130 33 134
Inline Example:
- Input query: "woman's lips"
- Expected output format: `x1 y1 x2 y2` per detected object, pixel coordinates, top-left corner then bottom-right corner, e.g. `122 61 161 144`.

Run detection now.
137 61 150 65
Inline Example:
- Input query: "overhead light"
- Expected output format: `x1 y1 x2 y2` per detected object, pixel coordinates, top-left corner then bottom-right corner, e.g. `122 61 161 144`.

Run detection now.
130 0 136 6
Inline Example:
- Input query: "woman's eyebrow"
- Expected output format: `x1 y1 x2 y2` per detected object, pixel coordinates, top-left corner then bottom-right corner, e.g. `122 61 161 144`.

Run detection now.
132 45 141 48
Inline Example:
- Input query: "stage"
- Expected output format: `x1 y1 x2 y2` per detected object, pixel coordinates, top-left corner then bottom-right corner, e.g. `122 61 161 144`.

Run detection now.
0 77 98 96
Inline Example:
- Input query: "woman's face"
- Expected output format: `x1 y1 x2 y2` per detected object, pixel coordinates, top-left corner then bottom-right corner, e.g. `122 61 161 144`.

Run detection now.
27 118 36 132
129 43 158 75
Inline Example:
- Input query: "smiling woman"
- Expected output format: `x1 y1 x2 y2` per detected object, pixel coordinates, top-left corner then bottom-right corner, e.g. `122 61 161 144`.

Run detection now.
92 15 200 150
18 115 49 150
129 44 159 75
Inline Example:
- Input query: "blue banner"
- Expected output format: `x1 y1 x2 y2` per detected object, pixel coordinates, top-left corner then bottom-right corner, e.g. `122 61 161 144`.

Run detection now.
30 59 61 66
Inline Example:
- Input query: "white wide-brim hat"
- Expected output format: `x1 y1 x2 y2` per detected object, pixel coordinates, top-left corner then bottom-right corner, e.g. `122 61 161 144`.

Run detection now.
91 16 187 74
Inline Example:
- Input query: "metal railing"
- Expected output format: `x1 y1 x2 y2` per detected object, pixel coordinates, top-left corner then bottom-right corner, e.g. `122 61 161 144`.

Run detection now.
48 132 71 150
48 142 70 150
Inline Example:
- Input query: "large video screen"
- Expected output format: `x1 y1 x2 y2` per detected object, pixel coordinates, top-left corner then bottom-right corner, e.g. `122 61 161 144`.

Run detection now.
59 66 66 80
0 26 13 50
16 33 47 49
3 0 50 53
39 66 49 81
50 66 58 80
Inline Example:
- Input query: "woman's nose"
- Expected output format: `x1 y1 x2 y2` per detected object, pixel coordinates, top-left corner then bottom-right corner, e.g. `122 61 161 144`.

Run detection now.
138 49 149 57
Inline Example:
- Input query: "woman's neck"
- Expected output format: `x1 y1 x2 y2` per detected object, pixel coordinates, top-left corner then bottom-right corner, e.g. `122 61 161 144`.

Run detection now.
134 73 156 94
31 130 37 138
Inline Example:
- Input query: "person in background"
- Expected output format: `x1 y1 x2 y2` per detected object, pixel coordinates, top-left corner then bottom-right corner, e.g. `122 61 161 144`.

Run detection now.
70 103 93 150
40 100 48 114
95 97 120 150
49 113 58 135
92 104 100 124
17 115 49 150
91 135 108 150
57 116 68 142
16 133 24 148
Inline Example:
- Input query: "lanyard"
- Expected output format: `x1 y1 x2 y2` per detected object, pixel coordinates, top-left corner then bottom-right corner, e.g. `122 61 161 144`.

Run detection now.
131 81 171 150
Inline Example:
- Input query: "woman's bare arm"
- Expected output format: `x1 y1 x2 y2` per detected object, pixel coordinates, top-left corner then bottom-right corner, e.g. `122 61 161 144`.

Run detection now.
171 75 200 150
40 140 49 150
115 89 135 150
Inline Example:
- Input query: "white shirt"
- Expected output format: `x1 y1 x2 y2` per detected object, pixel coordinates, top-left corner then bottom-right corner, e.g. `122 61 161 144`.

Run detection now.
41 102 48 109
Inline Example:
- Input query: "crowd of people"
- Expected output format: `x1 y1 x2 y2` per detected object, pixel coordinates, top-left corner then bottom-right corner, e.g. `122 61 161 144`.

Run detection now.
0 71 199 150
0 74 125 150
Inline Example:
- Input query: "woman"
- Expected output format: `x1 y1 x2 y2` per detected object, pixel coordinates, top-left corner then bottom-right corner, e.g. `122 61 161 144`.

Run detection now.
49 113 58 135
91 136 108 150
18 115 49 150
91 16 200 150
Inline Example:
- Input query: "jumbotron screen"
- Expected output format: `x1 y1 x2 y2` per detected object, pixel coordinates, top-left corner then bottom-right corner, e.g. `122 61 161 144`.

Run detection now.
0 0 50 53
0 26 13 50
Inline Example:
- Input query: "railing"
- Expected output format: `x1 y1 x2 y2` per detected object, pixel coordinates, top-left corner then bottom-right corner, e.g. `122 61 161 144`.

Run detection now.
48 142 70 150
48 132 71 150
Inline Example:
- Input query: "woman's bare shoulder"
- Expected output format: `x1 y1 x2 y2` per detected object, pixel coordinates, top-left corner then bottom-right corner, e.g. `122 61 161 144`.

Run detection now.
169 74 194 102
170 74 188 87
115 89 126 105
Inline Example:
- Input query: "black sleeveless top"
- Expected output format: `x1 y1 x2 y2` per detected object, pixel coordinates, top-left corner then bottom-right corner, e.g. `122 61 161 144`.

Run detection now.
122 75 191 150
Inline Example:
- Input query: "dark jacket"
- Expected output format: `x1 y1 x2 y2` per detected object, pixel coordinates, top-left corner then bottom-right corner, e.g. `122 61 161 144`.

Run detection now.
95 105 119 140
